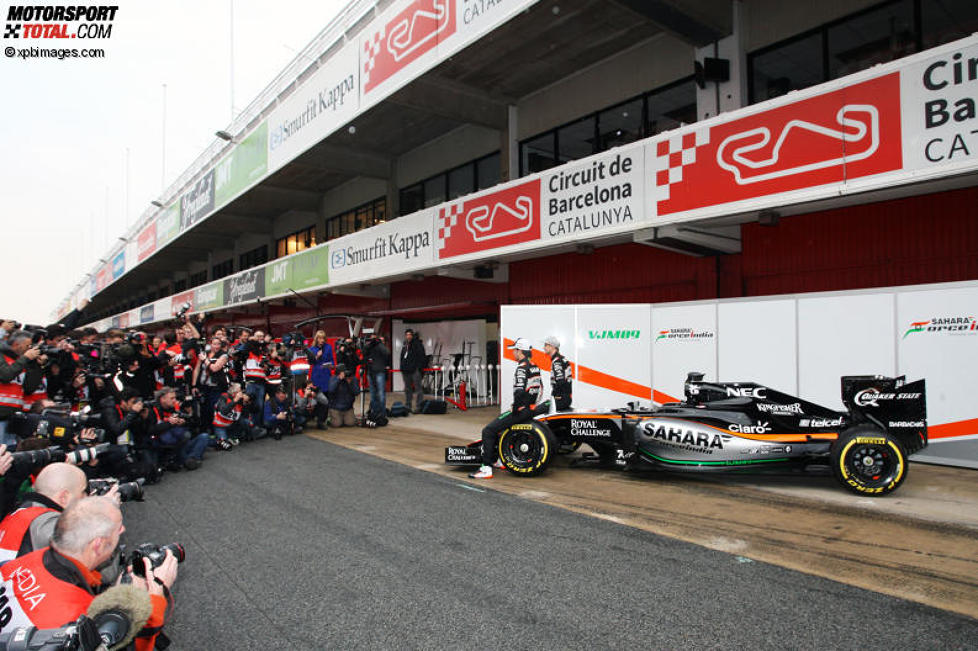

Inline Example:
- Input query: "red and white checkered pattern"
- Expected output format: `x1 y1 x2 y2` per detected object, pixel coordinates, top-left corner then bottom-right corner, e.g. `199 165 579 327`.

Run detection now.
362 29 385 87
651 127 710 203
436 203 465 253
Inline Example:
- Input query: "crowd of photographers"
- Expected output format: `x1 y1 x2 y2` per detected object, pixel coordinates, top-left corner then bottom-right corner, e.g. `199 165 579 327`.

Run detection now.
0 310 403 647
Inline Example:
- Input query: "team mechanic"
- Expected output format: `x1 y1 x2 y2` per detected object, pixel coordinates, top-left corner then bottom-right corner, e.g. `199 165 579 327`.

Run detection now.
469 338 542 479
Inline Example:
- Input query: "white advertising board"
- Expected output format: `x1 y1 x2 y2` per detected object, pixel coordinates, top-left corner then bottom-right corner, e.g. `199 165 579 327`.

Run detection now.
651 302 717 403
328 209 435 286
717 299 797 394
267 41 359 174
540 143 646 243
797 293 896 410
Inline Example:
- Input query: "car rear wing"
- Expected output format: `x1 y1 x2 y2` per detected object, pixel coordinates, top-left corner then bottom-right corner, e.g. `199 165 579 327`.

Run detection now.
840 375 928 454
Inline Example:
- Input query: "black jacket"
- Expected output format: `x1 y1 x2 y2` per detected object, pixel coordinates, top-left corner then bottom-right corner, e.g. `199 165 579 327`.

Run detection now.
400 338 426 373
365 341 390 374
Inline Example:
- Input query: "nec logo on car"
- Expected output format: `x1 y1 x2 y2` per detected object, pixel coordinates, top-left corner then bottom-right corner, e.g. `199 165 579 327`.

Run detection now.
330 249 347 269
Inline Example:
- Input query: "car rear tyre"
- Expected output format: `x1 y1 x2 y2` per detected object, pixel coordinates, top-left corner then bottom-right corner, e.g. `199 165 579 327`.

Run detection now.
498 421 557 476
831 426 908 496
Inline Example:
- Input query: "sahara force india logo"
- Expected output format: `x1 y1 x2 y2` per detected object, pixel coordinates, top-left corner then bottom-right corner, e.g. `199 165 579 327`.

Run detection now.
656 328 714 342
903 316 977 338
652 73 903 217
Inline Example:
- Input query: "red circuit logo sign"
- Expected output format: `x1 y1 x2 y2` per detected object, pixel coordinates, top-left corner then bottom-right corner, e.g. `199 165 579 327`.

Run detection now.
363 0 455 93
437 179 541 259
653 73 903 216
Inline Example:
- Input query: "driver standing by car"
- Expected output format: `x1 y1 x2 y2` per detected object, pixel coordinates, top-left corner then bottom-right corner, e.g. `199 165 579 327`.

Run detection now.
543 335 572 411
469 337 542 479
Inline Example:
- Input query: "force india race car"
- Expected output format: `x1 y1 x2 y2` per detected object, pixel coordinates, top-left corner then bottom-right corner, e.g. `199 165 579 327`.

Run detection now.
445 373 928 496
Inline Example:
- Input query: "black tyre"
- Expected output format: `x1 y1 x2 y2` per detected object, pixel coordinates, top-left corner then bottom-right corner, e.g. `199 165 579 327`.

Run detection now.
498 421 557 476
831 426 908 496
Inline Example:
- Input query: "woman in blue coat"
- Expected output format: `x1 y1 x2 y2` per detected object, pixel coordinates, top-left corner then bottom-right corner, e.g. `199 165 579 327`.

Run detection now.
308 329 334 393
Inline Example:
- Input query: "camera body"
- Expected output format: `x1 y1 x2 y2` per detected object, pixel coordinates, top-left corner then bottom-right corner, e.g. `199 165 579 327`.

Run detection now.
123 543 185 577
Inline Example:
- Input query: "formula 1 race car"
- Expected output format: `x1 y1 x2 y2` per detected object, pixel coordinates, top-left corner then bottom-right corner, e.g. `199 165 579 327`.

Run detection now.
445 374 928 496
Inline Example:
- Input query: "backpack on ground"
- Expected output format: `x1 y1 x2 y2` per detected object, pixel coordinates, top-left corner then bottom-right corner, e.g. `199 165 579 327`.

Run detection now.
419 399 447 414
388 401 410 417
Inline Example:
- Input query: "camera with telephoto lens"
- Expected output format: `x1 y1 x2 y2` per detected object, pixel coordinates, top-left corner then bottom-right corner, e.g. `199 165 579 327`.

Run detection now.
88 477 145 502
9 408 106 446
175 301 192 319
124 543 185 577
0 615 102 651
9 443 111 468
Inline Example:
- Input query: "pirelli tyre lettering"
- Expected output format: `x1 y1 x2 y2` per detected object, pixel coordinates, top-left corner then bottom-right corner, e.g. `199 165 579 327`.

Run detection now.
831 427 908 496
498 421 556 476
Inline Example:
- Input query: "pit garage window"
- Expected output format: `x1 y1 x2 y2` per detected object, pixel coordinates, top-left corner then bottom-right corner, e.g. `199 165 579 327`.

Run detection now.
275 226 316 258
398 152 501 216
326 197 387 241
211 258 234 281
239 244 268 271
188 270 208 289
749 0 978 103
519 77 696 176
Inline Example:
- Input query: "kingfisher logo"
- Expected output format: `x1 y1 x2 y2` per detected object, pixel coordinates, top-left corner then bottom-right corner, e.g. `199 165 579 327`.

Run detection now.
656 328 715 342
903 316 976 338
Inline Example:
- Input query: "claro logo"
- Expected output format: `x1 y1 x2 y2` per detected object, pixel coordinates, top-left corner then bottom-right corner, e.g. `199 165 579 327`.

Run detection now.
588 330 640 340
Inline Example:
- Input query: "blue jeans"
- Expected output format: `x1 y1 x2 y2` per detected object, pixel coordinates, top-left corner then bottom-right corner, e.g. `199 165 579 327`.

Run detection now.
179 433 210 462
369 371 386 416
245 382 265 421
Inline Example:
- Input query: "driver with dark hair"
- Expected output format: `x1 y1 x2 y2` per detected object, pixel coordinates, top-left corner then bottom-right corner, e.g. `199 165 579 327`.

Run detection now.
469 337 541 479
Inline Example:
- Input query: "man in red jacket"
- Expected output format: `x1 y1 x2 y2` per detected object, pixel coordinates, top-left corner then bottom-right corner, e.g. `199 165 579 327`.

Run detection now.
0 497 177 650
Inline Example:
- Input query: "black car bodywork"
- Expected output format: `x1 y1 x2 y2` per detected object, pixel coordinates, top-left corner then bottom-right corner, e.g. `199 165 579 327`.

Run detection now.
446 373 928 495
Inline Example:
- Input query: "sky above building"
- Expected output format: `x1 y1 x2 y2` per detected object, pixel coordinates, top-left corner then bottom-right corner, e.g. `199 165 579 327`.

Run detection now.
0 0 346 323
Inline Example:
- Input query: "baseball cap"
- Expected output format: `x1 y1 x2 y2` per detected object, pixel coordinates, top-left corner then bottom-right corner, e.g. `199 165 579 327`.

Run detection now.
508 337 532 352
543 336 560 348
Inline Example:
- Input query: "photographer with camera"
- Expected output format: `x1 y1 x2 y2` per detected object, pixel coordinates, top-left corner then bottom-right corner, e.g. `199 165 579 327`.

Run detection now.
263 385 298 440
400 329 427 413
0 331 43 446
148 388 209 471
240 329 268 420
296 379 328 430
0 496 176 650
363 335 390 422
0 462 112 564
117 333 162 400
195 336 230 436
327 365 359 427
212 382 260 446
99 387 145 448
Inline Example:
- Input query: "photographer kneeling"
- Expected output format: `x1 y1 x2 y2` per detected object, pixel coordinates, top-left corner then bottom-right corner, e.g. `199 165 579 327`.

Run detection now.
263 386 299 440
148 388 210 471
0 496 176 650
0 462 96 564
327 365 359 427
212 382 260 446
